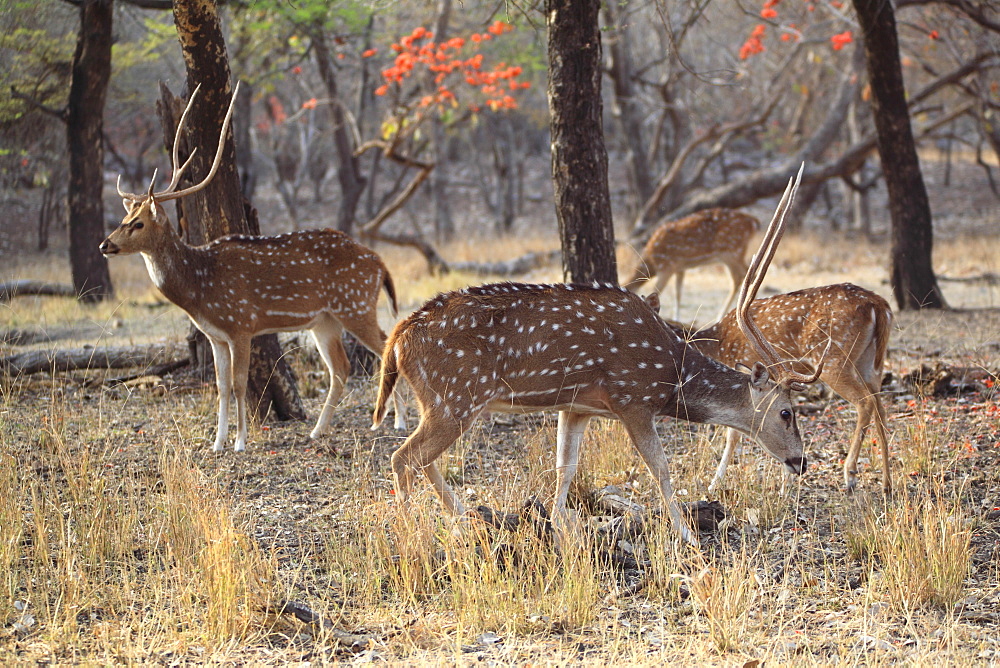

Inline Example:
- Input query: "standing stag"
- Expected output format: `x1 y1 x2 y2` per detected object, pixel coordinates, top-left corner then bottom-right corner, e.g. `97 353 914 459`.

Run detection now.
623 208 760 321
100 83 406 452
373 169 819 544
670 283 893 493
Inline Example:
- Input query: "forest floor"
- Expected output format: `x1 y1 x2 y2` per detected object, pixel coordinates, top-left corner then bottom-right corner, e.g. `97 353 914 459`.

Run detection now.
1 156 1000 664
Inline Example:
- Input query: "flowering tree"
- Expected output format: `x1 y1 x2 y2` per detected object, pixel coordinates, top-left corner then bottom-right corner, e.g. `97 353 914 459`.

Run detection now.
350 21 531 266
737 0 944 309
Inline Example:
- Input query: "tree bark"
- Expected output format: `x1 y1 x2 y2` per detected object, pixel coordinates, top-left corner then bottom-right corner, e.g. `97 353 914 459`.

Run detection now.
168 0 305 422
853 0 945 309
67 0 114 303
603 0 654 214
312 29 366 234
546 0 617 285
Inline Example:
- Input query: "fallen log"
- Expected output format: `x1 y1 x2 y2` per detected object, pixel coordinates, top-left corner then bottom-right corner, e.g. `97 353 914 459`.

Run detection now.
1 343 187 376
449 250 561 277
0 280 77 303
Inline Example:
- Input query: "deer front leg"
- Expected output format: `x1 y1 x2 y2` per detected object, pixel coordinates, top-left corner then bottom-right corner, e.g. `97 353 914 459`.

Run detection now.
708 427 741 494
621 410 698 546
551 411 592 528
208 338 233 452
229 335 253 452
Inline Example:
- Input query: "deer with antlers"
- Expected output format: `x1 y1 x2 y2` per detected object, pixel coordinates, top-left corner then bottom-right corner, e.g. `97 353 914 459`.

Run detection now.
372 169 820 544
623 208 760 321
668 283 893 493
99 83 406 452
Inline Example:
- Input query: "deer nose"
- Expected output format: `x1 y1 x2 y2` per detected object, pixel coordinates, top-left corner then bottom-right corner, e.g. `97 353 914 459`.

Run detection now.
784 456 807 475
99 239 117 256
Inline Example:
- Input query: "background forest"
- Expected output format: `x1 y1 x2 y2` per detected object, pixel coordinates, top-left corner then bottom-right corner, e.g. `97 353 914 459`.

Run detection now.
2 0 1000 665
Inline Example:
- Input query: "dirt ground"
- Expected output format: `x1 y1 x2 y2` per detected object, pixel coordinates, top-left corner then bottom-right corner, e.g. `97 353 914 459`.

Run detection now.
2 156 1000 663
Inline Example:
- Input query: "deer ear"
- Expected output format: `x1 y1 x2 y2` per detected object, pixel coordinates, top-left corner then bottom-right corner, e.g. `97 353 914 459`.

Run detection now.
643 292 661 313
749 361 771 389
148 199 160 218
122 198 134 213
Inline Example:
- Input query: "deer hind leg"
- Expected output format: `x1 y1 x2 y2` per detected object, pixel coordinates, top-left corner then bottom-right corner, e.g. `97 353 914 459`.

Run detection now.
390 411 469 516
228 335 253 453
345 312 408 431
719 258 748 321
844 393 891 494
619 409 697 546
309 317 350 439
208 337 233 452
708 427 741 494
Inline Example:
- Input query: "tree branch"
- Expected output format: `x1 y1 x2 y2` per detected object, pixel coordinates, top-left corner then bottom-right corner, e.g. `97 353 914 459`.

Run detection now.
10 86 67 123
897 0 1000 33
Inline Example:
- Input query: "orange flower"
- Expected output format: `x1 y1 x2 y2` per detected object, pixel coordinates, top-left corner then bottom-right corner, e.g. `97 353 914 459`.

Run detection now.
362 48 378 58
830 30 853 50
374 84 389 96
302 98 318 110
292 65 302 75
928 30 939 39
761 7 777 19
487 20 511 35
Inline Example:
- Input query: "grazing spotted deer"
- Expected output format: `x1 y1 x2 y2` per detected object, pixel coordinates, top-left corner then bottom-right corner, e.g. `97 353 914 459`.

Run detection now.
670 283 893 493
100 82 406 452
624 208 760 321
373 169 819 544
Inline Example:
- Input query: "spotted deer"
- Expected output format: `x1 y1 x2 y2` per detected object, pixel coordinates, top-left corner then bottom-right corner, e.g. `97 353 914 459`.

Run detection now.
669 283 893 493
373 169 820 544
624 208 760 321
99 82 406 452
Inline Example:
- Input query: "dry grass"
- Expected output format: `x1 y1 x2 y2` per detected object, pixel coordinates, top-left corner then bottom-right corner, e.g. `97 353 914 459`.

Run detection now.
3 224 1000 663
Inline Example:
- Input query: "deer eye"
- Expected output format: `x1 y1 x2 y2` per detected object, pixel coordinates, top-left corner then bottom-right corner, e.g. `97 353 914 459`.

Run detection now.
132 222 144 230
780 409 792 421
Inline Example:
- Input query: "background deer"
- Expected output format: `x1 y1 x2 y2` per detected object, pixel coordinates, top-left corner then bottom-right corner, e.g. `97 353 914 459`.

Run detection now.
100 83 406 452
669 283 893 493
373 170 818 544
623 208 760 321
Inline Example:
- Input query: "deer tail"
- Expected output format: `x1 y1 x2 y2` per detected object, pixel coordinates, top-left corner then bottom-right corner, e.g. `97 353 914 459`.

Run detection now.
372 336 400 429
381 269 399 317
872 303 893 373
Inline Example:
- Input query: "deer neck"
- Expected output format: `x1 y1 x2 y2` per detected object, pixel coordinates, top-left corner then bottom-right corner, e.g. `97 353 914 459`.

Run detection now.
665 354 757 431
139 232 212 313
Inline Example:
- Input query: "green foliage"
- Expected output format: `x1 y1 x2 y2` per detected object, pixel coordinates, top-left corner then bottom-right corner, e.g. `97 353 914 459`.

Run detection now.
0 26 73 124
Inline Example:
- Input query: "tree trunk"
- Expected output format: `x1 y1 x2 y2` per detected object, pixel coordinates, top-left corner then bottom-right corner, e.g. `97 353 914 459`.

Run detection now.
312 29 366 234
430 0 454 241
546 0 617 285
603 0 654 215
67 0 114 303
853 0 945 309
168 0 304 422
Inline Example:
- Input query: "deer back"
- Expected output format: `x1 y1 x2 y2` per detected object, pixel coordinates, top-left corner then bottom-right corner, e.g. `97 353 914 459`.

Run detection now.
388 282 791 424
700 283 891 382
641 208 759 270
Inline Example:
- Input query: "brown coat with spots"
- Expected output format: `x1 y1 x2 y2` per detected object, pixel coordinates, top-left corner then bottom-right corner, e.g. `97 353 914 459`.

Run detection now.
674 283 893 492
374 282 808 544
624 208 760 320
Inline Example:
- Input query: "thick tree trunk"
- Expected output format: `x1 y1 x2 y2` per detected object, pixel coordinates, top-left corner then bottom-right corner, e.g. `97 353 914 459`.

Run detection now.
853 0 945 309
429 0 454 241
312 30 366 234
546 0 617 285
168 0 304 422
603 0 654 214
67 0 114 303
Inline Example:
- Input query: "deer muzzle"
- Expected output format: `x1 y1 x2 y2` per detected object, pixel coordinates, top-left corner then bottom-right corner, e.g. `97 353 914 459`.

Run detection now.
784 455 807 476
98 239 119 256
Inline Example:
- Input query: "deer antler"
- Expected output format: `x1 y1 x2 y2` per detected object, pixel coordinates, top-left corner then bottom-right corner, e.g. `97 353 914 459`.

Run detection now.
735 163 828 388
116 81 240 203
